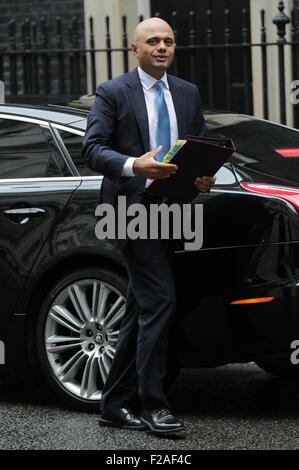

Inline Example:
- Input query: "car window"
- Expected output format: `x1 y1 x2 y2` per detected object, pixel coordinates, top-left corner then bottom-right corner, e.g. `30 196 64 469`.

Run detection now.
0 119 63 179
206 115 299 183
214 164 237 186
57 129 99 176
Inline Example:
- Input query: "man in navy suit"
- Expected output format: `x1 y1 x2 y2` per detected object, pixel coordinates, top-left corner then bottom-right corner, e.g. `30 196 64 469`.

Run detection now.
83 17 215 434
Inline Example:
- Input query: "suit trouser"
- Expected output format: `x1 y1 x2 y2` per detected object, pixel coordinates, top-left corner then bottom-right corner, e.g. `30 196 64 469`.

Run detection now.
100 232 176 412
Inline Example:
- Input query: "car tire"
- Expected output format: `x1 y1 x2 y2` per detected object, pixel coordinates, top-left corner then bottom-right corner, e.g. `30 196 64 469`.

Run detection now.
256 357 299 379
36 266 128 411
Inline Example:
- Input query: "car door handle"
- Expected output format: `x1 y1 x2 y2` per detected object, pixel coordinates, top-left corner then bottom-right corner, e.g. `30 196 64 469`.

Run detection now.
3 207 47 224
4 208 46 217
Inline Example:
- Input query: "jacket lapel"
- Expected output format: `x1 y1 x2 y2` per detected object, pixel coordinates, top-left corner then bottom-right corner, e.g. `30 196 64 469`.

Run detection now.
125 68 150 153
167 75 187 139
125 68 187 150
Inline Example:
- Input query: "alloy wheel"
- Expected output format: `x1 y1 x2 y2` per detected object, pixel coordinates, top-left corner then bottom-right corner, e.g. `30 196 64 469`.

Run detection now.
44 278 126 402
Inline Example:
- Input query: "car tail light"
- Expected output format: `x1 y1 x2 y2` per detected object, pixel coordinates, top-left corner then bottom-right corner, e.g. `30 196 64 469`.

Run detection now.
275 148 299 157
241 183 299 212
230 297 275 305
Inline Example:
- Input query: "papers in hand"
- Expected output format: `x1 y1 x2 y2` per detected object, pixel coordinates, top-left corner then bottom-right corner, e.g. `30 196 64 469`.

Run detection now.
148 135 235 202
163 140 186 163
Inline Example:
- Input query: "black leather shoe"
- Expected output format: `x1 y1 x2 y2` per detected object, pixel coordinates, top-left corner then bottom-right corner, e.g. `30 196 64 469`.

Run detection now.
99 407 148 430
141 408 184 433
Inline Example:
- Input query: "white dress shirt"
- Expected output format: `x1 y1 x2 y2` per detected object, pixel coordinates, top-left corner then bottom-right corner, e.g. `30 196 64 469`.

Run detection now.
121 66 179 186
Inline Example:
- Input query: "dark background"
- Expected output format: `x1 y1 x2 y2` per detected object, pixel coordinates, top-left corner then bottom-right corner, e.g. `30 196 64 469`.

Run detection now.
0 0 85 46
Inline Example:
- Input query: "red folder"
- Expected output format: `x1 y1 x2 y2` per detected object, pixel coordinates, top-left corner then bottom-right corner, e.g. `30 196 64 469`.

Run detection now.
147 135 235 202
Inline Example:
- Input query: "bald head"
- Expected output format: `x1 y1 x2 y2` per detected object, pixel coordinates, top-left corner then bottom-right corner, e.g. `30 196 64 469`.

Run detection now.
131 17 175 79
133 17 174 43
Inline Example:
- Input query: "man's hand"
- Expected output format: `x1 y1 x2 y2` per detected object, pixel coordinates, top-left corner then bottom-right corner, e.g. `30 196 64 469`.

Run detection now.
133 146 178 179
194 175 216 193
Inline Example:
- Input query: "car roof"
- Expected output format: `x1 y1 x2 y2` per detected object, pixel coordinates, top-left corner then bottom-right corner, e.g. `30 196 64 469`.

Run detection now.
0 103 88 130
0 103 297 136
0 104 250 132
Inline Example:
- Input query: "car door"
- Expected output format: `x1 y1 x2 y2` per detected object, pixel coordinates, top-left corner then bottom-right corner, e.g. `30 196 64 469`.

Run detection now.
173 163 245 348
0 116 81 332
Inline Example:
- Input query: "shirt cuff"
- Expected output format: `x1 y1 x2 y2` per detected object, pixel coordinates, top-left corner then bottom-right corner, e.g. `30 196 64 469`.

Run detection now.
121 157 137 177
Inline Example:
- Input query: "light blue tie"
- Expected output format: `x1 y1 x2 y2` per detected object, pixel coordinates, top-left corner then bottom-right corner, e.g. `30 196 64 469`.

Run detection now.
154 80 171 162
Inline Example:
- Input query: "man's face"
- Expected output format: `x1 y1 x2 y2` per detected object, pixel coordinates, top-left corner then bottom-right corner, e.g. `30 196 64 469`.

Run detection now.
131 21 175 79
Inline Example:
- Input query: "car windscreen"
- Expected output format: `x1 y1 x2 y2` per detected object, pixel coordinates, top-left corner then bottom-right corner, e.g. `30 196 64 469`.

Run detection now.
206 115 299 183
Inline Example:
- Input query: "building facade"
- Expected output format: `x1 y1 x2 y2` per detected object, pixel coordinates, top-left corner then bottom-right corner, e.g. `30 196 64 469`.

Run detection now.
0 0 297 127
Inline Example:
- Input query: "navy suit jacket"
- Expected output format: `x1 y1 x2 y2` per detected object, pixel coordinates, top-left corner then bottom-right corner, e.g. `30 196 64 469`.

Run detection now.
82 67 206 250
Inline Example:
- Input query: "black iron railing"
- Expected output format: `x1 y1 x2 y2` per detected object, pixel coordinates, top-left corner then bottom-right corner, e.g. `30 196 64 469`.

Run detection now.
0 1 299 127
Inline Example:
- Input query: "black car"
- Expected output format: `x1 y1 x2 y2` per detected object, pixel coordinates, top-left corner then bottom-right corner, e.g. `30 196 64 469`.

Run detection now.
1 103 299 411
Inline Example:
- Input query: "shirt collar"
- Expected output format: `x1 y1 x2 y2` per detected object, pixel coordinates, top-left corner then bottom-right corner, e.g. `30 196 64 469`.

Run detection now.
137 66 169 91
